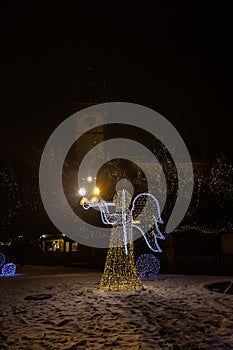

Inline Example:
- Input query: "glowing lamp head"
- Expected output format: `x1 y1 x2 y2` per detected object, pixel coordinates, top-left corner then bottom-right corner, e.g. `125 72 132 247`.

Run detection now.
78 187 86 196
90 196 99 204
87 176 93 183
80 197 89 206
93 187 100 195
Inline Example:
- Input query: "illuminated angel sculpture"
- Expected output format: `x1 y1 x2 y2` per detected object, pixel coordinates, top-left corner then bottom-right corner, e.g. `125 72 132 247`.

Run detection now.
83 190 164 291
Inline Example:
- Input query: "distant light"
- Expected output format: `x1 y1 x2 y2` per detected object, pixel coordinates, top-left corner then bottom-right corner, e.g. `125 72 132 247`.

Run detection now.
133 220 141 224
79 187 86 196
93 187 100 195
87 176 93 182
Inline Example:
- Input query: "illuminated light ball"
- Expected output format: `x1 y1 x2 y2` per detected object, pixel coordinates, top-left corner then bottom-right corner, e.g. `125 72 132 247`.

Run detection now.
78 187 86 196
87 176 93 182
0 253 5 266
1 263 16 276
93 186 100 195
136 254 160 279
80 197 89 206
90 196 99 204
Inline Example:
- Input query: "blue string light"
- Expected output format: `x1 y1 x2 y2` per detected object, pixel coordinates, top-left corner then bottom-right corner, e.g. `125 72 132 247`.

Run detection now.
136 254 160 279
0 252 5 266
1 263 16 276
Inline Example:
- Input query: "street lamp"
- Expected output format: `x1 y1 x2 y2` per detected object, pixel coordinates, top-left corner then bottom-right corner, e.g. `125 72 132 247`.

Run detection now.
80 197 89 206
87 176 93 183
78 183 100 206
78 187 86 196
93 186 100 195
90 196 99 203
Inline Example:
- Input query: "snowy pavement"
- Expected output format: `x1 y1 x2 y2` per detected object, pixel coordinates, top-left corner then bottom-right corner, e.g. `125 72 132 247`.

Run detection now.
0 266 233 349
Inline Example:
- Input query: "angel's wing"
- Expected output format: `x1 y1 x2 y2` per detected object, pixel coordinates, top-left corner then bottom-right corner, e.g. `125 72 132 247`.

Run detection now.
131 192 165 252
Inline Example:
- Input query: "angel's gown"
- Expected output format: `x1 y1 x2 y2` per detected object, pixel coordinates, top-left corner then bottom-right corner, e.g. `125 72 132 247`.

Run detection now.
100 190 143 291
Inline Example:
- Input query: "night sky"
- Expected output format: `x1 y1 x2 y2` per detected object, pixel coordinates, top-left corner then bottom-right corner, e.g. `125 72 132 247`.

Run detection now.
0 2 232 232
1 2 232 161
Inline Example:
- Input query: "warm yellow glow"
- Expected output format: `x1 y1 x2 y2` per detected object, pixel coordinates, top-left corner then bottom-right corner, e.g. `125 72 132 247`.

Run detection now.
90 196 99 203
79 187 86 196
87 176 93 182
100 239 143 292
80 197 89 206
100 216 143 291
100 190 143 292
93 186 100 195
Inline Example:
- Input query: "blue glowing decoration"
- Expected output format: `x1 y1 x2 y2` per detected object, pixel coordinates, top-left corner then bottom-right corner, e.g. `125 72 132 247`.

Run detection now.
83 190 164 254
136 254 160 279
1 263 16 276
0 252 6 266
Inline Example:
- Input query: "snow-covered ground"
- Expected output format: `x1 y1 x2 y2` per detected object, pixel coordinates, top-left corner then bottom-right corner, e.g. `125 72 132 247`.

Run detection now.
0 266 233 350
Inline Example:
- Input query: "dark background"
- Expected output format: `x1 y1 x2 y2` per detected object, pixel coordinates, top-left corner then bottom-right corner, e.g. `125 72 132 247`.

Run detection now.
0 1 232 234
1 2 232 161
